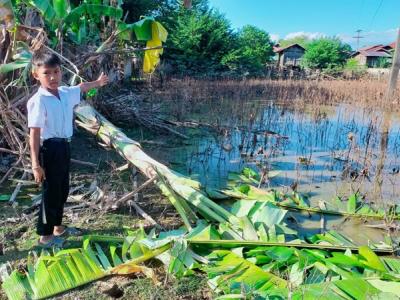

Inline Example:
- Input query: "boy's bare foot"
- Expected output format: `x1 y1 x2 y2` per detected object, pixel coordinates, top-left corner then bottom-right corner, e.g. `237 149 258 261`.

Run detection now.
53 225 66 236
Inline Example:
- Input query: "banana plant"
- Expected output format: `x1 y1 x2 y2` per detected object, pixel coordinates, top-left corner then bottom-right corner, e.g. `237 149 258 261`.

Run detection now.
21 0 123 44
204 245 400 299
222 182 400 221
1 229 172 300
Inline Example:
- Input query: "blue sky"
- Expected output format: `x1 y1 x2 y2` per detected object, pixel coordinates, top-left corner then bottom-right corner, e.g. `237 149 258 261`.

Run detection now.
208 0 399 49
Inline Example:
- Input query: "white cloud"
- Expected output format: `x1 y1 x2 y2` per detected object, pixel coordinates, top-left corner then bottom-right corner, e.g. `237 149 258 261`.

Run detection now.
338 28 397 48
269 33 280 42
280 29 397 49
284 31 325 40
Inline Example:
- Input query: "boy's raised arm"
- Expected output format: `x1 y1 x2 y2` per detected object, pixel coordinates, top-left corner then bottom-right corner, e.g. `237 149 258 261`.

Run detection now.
78 72 109 93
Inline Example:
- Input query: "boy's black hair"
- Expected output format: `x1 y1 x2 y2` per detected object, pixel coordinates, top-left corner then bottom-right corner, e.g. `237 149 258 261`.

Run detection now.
32 50 61 68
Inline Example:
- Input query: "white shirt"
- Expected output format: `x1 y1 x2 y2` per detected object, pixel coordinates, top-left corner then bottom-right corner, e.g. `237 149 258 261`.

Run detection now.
27 86 81 141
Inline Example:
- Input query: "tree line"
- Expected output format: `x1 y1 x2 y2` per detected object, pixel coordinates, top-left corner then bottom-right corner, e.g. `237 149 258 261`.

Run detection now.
128 0 354 77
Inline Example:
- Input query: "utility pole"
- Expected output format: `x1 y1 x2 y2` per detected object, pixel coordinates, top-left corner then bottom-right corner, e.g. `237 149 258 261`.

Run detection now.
373 27 400 201
352 29 365 50
386 28 400 101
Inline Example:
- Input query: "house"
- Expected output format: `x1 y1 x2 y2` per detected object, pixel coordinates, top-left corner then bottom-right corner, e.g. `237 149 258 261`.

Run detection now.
273 44 305 68
350 44 392 68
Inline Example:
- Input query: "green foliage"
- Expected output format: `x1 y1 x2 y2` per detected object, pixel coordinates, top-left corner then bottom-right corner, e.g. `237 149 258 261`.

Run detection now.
302 37 351 70
278 34 311 49
221 25 274 75
159 2 273 76
345 58 360 70
375 57 391 68
163 7 235 75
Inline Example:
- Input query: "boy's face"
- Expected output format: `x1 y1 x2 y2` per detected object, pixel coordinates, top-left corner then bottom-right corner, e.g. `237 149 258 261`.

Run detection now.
32 65 62 91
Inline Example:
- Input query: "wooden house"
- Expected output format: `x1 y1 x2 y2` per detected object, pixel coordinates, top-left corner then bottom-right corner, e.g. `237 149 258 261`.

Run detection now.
273 44 305 68
351 44 392 68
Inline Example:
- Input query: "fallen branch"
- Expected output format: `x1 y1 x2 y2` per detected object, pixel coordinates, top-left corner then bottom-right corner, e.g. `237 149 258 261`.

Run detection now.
71 158 97 168
112 175 157 208
128 200 163 230
9 171 27 204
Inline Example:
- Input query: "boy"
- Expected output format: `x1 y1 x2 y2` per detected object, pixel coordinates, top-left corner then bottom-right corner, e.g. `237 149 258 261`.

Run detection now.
27 50 109 248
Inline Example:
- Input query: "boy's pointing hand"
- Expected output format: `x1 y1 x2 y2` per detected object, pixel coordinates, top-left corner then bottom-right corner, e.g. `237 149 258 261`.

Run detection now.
96 72 109 87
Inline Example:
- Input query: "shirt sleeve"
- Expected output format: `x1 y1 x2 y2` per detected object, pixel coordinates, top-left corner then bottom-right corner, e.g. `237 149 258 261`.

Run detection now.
27 99 45 128
68 85 81 106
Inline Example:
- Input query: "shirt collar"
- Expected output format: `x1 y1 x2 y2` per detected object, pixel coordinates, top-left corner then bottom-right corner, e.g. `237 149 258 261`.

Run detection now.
38 86 60 97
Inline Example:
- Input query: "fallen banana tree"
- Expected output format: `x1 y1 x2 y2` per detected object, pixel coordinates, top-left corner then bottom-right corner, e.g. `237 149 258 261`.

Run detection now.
223 173 400 221
2 223 400 300
74 103 243 234
1 228 170 300
3 103 400 300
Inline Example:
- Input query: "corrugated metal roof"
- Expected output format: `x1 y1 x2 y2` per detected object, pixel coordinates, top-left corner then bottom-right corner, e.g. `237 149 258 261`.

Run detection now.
358 44 384 52
359 50 391 57
273 43 305 53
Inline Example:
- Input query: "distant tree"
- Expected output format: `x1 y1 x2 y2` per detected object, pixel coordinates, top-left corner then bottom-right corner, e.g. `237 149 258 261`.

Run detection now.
302 37 351 69
278 34 312 49
222 25 274 75
162 6 235 75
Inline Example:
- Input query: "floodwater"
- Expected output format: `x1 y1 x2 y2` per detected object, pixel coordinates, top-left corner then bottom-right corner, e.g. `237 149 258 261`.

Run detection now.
153 100 400 204
144 99 400 244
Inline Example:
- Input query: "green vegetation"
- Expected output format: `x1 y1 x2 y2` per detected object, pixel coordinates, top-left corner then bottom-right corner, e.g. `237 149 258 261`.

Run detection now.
301 37 352 70
221 25 274 75
278 34 312 49
162 5 235 75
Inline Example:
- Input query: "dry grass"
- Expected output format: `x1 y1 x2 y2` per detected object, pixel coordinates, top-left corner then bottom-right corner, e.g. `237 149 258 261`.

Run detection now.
154 78 400 110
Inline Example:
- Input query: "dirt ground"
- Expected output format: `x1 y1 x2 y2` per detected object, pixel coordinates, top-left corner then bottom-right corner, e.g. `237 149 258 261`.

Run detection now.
0 128 213 300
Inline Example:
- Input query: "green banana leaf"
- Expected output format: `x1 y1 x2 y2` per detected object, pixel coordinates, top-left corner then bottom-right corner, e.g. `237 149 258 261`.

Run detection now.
117 17 154 41
0 61 29 74
63 4 122 25
27 0 57 22
52 0 68 19
223 185 398 220
205 250 287 296
204 243 400 299
2 233 171 300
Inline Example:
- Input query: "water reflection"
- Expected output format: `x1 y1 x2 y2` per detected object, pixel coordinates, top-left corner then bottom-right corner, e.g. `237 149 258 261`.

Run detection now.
154 100 400 204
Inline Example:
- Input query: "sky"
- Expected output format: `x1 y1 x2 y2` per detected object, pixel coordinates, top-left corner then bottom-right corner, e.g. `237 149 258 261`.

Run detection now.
208 0 400 49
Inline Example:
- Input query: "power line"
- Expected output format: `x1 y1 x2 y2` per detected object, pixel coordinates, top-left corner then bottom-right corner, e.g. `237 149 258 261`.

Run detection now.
368 0 384 30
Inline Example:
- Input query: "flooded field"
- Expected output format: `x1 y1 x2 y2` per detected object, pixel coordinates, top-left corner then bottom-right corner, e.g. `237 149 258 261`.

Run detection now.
146 100 400 204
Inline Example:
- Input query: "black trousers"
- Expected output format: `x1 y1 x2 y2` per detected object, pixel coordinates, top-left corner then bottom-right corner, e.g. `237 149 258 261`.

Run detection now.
37 139 71 236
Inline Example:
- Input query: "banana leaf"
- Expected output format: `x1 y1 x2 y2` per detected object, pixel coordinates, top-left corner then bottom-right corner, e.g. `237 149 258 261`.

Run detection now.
204 243 400 299
117 17 154 41
26 0 57 23
52 0 68 19
223 186 399 220
0 61 29 74
63 4 122 25
2 234 171 300
205 250 287 296
143 21 168 73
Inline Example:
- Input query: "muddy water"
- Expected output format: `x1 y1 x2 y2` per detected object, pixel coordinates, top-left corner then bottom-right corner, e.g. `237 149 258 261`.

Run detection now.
139 99 400 243
155 100 400 202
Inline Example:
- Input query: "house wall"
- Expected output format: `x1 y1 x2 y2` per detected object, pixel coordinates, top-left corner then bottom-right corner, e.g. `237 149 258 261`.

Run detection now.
354 54 367 65
279 47 304 67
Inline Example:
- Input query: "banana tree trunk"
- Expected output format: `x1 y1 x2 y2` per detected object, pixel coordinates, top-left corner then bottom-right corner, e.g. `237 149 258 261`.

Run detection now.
74 103 240 230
